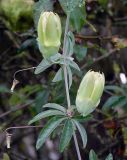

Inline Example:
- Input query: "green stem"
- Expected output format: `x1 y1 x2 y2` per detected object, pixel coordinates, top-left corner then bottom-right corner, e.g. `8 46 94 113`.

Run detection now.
73 132 82 160
63 13 82 160
63 13 71 109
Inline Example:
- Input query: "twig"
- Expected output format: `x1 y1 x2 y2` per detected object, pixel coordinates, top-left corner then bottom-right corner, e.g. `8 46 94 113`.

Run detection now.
0 101 33 118
5 30 20 48
98 135 124 157
75 34 112 40
85 19 97 32
92 114 127 128
81 48 117 69
114 16 127 22
0 46 12 59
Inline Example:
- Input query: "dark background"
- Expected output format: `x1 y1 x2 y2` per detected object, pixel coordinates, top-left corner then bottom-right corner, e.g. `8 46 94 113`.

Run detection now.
1 0 127 159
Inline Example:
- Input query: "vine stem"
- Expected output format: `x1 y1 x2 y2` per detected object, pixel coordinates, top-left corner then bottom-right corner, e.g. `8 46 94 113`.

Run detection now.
73 132 82 160
63 13 71 109
63 13 82 160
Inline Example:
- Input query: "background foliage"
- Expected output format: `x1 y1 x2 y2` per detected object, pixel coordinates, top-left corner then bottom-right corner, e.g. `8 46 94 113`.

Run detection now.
0 0 127 159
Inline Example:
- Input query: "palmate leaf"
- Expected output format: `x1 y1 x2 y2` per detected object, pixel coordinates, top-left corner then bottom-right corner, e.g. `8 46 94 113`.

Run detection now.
59 119 73 152
28 110 65 124
36 116 66 149
89 150 98 160
72 119 87 148
43 103 66 113
105 153 113 160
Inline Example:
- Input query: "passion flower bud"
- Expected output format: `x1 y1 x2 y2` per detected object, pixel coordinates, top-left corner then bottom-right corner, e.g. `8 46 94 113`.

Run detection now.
37 12 62 59
76 71 105 116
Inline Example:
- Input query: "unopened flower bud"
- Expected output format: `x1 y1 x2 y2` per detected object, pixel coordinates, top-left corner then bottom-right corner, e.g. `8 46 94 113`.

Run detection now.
37 12 62 59
76 71 105 116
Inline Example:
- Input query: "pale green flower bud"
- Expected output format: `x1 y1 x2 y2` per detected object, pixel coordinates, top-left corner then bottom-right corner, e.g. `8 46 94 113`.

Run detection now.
76 71 105 116
37 12 62 59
